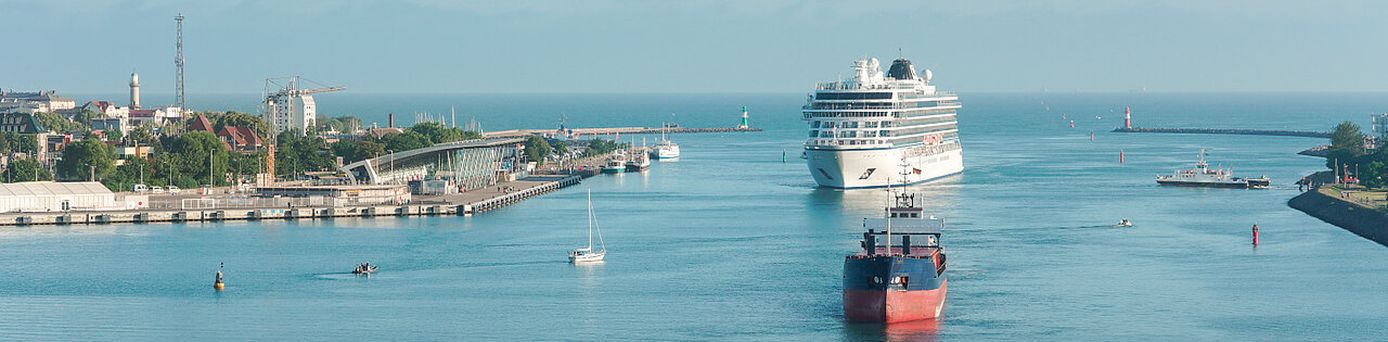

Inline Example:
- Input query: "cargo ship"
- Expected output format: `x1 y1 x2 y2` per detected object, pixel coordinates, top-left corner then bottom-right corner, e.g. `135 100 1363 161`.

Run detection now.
843 190 949 323
1156 149 1270 189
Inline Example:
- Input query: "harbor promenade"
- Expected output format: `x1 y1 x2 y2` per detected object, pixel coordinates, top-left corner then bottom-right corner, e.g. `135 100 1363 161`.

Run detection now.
1288 172 1388 247
0 175 582 227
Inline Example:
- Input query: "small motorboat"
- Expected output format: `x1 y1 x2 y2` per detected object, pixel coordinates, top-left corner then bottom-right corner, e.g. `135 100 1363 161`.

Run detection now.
1115 219 1134 228
353 262 378 275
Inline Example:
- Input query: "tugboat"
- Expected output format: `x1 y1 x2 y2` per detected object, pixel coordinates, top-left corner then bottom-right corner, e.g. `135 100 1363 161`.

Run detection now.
353 262 378 276
843 183 949 323
1156 149 1270 189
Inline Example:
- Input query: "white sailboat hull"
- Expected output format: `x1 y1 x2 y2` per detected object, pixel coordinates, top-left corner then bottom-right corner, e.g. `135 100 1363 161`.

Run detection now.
569 251 606 263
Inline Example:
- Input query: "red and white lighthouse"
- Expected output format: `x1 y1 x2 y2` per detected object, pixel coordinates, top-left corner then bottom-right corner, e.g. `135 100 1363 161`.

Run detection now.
1123 106 1132 129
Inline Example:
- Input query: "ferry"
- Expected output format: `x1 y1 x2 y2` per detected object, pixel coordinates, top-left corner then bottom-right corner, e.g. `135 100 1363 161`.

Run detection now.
651 125 681 160
843 189 949 323
602 152 627 174
1156 149 1270 189
804 56 964 188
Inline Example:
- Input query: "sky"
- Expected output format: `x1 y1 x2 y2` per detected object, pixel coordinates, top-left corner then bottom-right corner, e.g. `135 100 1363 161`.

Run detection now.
3 0 1387 94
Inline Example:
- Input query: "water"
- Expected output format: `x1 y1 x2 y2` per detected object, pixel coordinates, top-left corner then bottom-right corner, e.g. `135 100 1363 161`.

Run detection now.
2 93 1387 340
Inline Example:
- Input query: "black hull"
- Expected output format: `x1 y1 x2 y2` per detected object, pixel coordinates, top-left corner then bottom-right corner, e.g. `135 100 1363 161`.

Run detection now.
1156 180 1260 189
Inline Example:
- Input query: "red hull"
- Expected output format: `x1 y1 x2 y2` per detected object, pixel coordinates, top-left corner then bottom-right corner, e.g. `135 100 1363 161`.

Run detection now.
843 280 947 323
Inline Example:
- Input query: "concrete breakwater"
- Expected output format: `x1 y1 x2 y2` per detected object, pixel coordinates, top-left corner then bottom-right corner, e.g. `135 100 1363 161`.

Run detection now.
485 126 761 138
0 175 582 227
1113 127 1331 138
1288 187 1388 248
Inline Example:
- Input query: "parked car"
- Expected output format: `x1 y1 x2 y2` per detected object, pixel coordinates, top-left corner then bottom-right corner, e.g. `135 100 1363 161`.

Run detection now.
133 184 149 193
168 185 181 194
151 186 165 194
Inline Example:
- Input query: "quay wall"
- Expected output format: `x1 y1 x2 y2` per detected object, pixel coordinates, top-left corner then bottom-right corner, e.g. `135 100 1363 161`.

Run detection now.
1288 188 1388 248
0 175 583 227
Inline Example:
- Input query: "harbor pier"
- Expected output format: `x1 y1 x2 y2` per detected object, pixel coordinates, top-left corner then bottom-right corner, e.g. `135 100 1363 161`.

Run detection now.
1113 127 1331 138
0 175 583 227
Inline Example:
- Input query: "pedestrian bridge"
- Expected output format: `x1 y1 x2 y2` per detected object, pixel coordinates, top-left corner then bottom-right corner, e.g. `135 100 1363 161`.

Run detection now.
340 138 526 190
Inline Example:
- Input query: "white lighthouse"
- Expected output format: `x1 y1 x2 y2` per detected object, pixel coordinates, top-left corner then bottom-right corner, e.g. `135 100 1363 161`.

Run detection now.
129 72 141 110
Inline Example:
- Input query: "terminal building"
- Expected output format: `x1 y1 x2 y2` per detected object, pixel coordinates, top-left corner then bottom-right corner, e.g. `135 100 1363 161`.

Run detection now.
253 184 410 206
340 138 526 192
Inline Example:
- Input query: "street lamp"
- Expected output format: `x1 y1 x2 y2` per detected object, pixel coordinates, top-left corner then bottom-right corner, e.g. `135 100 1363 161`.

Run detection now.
386 150 394 184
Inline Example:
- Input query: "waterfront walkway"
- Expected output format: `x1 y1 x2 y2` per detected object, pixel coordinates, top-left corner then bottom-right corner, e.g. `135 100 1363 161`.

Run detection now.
0 175 583 227
1288 172 1388 247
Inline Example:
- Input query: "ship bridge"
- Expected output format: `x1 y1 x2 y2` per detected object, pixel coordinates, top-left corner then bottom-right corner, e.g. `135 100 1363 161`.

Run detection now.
340 137 526 190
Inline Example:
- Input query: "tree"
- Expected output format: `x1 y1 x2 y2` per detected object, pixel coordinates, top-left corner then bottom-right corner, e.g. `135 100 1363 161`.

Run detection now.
166 131 231 187
380 131 431 152
13 134 38 155
227 152 266 184
410 122 465 144
105 127 123 143
128 124 158 147
1363 161 1387 189
76 109 101 126
273 129 334 178
331 140 386 164
32 112 86 133
103 157 155 191
206 111 269 141
0 132 12 155
1327 121 1366 169
6 158 51 182
582 139 628 157
524 135 552 164
550 140 569 157
57 137 116 181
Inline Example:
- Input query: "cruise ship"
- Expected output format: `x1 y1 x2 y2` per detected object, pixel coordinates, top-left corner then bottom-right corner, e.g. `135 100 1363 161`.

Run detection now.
803 56 964 188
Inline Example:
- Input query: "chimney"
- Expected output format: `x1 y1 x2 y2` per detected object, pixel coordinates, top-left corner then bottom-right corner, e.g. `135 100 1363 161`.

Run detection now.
388 113 395 128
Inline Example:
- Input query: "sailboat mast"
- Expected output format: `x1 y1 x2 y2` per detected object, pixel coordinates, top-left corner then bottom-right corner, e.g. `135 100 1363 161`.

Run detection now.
587 190 594 249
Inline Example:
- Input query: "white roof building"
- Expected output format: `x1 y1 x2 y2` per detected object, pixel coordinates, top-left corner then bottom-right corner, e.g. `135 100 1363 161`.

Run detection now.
0 181 128 213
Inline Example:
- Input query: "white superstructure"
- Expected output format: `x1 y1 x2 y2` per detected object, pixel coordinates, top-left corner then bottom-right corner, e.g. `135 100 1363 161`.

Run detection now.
803 56 964 188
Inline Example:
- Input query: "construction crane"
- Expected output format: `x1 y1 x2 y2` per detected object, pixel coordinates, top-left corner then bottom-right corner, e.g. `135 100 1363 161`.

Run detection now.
261 76 344 137
260 76 345 184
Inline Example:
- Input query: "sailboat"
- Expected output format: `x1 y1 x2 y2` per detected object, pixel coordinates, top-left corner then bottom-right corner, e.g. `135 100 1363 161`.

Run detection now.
569 190 607 263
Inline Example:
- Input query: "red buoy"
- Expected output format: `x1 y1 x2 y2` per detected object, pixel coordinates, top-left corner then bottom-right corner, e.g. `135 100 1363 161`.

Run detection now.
1252 224 1260 246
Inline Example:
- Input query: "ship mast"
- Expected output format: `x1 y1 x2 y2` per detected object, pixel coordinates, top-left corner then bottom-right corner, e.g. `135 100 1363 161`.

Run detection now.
587 189 594 250
884 178 892 256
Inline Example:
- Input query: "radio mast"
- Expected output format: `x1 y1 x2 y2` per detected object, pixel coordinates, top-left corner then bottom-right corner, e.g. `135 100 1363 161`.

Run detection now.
174 13 186 109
